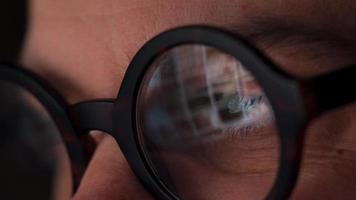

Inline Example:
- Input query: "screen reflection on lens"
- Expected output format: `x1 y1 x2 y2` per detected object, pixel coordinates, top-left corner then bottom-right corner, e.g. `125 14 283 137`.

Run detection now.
0 81 72 200
137 45 280 200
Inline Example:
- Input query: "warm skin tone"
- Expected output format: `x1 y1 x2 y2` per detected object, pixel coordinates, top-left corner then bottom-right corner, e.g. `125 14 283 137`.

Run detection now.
21 0 356 199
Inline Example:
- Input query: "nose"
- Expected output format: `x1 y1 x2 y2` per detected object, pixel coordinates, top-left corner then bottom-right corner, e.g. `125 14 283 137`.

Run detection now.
71 133 154 200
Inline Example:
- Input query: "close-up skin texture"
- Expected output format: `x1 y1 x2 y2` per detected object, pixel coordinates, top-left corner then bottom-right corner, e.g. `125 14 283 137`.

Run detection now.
20 0 356 199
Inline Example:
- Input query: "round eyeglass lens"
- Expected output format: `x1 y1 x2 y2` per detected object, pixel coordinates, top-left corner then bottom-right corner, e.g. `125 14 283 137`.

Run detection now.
137 45 280 199
0 81 72 200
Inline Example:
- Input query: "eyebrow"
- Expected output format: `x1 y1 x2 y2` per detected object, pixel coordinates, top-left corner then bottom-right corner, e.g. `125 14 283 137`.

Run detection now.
223 15 356 77
224 15 316 47
227 14 356 51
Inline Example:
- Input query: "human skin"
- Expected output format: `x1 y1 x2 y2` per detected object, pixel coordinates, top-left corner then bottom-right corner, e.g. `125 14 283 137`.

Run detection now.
20 0 356 199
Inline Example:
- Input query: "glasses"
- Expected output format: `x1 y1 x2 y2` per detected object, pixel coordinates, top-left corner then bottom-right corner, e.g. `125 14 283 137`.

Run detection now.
1 26 356 200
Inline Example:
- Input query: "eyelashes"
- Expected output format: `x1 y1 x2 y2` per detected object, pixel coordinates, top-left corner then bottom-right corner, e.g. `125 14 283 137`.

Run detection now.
168 92 272 143
217 93 265 119
229 95 265 114
209 93 274 138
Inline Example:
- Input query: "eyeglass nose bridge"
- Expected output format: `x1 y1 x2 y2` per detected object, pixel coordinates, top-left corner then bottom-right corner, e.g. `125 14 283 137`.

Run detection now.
68 100 115 136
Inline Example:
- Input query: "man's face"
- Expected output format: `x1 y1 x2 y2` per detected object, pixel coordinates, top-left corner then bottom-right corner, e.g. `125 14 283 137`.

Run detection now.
20 0 356 199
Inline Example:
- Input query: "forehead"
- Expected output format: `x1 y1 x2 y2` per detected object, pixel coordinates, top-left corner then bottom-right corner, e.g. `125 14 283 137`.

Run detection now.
21 0 356 103
26 0 356 63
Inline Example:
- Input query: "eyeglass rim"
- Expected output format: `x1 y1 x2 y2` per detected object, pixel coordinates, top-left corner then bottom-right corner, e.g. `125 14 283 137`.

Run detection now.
114 25 309 200
0 63 87 191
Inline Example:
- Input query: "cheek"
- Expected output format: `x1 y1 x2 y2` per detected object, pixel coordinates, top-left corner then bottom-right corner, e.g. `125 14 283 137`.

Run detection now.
151 130 279 200
159 152 277 200
291 103 356 199
292 152 356 200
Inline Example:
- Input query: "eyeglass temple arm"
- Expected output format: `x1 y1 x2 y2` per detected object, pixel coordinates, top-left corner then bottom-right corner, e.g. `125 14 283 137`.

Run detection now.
68 100 115 136
302 64 356 117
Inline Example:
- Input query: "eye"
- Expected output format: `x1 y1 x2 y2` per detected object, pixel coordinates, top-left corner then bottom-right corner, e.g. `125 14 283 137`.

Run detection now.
139 46 274 146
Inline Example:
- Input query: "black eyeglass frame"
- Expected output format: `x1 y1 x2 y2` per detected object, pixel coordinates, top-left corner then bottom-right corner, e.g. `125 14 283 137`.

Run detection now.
1 26 356 200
